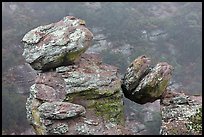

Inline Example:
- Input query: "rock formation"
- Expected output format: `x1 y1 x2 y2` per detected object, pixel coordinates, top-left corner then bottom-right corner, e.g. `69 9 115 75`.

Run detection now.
122 55 173 104
24 16 126 135
23 16 201 135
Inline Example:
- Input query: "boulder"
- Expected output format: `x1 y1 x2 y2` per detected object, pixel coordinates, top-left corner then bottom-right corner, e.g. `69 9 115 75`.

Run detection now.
122 55 173 104
122 55 151 92
22 16 93 71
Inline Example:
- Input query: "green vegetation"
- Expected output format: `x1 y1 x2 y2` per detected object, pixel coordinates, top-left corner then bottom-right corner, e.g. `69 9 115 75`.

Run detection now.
65 88 125 125
90 96 124 125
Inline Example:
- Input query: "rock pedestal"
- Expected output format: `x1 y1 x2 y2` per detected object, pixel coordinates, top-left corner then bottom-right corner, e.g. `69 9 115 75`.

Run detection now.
23 16 126 135
23 16 201 135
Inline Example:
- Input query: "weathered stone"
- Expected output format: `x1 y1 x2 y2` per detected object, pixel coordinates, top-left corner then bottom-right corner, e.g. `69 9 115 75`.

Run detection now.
22 16 93 70
75 123 92 135
57 53 125 125
26 53 126 135
26 91 46 135
169 96 189 105
122 55 151 92
34 72 66 102
122 56 173 104
160 91 202 135
38 102 86 119
47 123 69 135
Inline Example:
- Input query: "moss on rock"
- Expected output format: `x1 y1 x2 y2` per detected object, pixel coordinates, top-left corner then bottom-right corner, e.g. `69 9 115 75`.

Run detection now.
187 107 202 133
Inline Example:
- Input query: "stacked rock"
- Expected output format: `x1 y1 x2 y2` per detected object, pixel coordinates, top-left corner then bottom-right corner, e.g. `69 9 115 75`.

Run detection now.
23 16 181 135
22 16 93 71
23 16 126 135
121 55 173 104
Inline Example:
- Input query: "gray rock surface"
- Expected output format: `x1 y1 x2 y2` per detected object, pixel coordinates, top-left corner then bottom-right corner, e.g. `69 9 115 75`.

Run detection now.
22 16 93 70
38 102 86 119
160 91 202 135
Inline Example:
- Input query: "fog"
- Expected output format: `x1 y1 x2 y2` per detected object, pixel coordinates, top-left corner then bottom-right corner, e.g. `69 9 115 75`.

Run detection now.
2 2 202 134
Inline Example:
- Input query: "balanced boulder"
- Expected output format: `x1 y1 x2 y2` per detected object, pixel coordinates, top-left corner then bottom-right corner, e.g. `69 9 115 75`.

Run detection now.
22 16 93 71
122 56 173 104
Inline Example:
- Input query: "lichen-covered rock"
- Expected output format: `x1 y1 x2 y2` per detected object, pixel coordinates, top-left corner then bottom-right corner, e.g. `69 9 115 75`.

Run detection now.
34 72 66 102
57 53 125 125
26 53 127 135
47 123 69 135
38 102 86 119
122 55 151 92
122 55 173 104
25 72 67 134
22 16 93 70
160 91 202 135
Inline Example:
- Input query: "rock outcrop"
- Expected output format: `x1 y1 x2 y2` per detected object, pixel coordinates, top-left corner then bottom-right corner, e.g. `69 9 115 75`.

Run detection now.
23 16 201 135
122 55 173 104
24 16 126 135
25 53 126 135
22 16 93 71
160 91 202 135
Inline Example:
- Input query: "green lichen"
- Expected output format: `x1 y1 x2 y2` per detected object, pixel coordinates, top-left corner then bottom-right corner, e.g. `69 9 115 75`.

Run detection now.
142 79 168 98
89 95 124 125
65 48 87 63
30 99 46 135
186 107 202 134
64 88 119 101
64 88 125 125
48 123 69 135
32 109 44 135
154 79 169 97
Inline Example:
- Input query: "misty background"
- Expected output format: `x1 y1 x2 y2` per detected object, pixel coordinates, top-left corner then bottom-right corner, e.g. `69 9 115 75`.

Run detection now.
2 2 202 135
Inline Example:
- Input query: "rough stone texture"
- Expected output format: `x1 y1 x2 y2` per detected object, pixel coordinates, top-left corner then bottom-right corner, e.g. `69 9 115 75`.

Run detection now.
25 72 67 134
122 55 173 104
122 55 151 92
38 102 86 120
160 91 202 135
26 53 127 135
57 53 125 126
34 72 67 102
22 16 93 71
